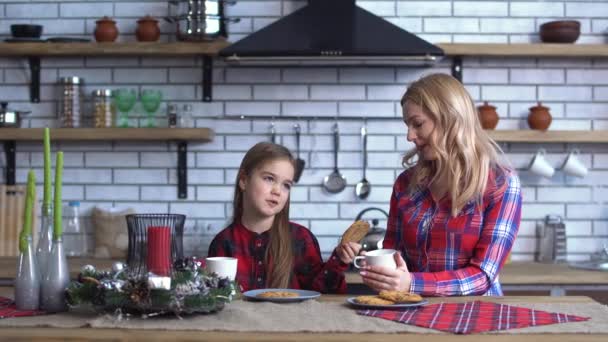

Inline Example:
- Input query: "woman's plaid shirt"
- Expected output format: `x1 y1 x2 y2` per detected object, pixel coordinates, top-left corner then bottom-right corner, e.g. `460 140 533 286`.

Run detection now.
383 166 522 296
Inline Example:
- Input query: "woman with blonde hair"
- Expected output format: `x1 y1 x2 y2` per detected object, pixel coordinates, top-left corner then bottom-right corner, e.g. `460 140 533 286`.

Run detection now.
359 73 522 296
208 142 352 293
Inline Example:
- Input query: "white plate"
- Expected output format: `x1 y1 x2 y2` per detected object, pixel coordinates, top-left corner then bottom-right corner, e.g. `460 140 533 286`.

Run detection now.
346 296 428 309
242 288 321 303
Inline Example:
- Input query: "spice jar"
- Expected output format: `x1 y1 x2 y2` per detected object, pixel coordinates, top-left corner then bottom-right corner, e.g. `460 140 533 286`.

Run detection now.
92 89 115 128
58 76 83 128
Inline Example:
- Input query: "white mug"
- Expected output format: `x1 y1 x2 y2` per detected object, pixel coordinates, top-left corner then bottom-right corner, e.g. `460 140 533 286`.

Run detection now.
562 149 588 178
353 249 397 269
205 257 238 280
529 148 555 178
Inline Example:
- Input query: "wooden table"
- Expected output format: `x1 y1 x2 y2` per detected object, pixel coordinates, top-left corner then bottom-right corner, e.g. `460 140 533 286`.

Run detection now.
0 291 604 341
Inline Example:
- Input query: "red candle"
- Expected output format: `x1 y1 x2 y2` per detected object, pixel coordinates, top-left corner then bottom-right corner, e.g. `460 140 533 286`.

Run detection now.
147 226 171 276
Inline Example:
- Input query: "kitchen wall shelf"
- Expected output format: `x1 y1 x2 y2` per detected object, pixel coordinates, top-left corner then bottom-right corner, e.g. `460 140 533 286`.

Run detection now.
0 41 229 103
1 42 607 102
0 128 215 199
487 130 608 143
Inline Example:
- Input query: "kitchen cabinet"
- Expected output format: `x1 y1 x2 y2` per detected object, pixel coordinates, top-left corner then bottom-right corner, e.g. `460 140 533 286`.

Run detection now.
0 128 214 199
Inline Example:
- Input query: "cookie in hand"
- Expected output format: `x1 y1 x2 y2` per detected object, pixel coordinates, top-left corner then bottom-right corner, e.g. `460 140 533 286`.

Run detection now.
340 220 370 244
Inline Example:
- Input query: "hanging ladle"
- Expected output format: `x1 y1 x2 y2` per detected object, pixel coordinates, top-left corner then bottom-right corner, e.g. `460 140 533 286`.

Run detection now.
355 125 371 199
322 123 347 193
293 124 305 183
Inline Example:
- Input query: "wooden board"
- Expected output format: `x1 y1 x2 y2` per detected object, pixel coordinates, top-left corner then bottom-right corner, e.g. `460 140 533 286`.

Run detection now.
438 43 608 57
0 185 37 256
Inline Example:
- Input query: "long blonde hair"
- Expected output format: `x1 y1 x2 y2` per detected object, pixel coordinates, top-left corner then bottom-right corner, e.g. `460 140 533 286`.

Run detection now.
401 73 506 216
232 142 296 288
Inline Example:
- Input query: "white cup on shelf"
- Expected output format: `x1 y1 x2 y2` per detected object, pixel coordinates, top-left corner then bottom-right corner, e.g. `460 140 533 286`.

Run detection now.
529 148 555 178
561 149 588 178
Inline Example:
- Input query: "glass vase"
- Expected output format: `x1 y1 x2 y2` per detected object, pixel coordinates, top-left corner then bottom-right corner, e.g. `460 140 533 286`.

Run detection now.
15 236 40 310
36 204 53 276
40 237 69 313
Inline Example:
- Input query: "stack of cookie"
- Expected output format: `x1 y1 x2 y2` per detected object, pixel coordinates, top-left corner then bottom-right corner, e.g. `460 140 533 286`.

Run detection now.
340 220 370 244
354 290 423 305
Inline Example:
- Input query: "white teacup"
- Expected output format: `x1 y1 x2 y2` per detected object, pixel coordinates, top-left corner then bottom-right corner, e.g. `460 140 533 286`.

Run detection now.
353 249 397 269
529 148 555 178
205 257 238 280
562 149 588 178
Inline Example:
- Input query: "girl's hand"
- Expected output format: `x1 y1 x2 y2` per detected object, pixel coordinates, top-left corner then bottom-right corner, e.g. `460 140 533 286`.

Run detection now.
336 242 362 264
360 252 412 292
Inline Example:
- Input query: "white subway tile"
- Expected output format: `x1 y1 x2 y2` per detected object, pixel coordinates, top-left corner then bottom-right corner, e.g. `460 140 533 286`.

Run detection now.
141 152 195 167
196 152 245 168
114 169 167 184
454 2 507 16
339 101 396 117
310 85 365 100
358 1 396 16
340 203 390 221
254 85 308 100
60 3 113 18
226 68 281 83
567 70 608 85
230 1 282 16
339 68 395 83
463 68 508 84
290 203 338 219
141 185 195 201
481 18 535 33
196 186 234 201
517 220 537 236
86 185 139 201
521 204 565 220
169 169 224 185
482 85 536 101
113 68 167 84
398 1 452 16
510 2 564 17
119 202 169 214
310 220 356 236
283 68 338 83
7 3 58 18
62 169 112 184
566 3 608 17
31 152 83 167
367 85 405 100
594 221 608 235
169 67 203 83
537 187 591 203
214 85 253 100
511 237 536 253
567 237 606 253
549 120 591 131
225 135 268 150
386 17 423 33
198 119 251 134
425 18 479 33
115 2 167 17
567 204 605 219
225 102 280 116
170 202 225 219
113 142 168 152
453 35 508 43
282 102 338 116
85 152 138 167
594 154 608 168
511 69 565 84
565 220 593 236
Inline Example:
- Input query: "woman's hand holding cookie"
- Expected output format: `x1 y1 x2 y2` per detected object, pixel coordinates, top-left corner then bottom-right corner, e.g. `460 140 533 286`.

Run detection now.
360 252 412 292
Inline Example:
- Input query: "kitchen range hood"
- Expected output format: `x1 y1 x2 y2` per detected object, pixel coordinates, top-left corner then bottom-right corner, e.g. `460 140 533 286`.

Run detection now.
219 0 444 66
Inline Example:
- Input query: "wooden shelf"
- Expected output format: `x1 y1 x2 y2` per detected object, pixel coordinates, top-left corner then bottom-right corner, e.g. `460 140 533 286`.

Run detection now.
487 130 608 143
0 128 214 141
439 43 608 57
0 42 606 58
0 41 229 57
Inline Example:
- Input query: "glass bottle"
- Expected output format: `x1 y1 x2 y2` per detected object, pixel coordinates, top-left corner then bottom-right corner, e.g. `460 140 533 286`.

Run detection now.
40 236 69 313
15 235 40 310
58 76 83 128
167 104 178 128
179 104 194 128
92 89 114 128
64 201 88 257
36 203 53 276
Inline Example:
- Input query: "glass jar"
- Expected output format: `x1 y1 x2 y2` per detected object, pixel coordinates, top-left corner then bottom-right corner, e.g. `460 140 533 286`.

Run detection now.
58 76 83 128
92 89 114 128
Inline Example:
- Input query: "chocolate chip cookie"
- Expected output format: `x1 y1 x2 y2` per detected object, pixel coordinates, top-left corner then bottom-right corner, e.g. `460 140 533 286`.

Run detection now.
378 290 423 303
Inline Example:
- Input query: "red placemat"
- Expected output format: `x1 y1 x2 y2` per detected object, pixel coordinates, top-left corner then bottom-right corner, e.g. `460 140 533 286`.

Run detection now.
357 300 590 334
0 297 46 319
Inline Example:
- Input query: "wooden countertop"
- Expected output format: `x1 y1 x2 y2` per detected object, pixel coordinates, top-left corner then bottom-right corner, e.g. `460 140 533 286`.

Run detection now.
2 258 607 286
346 262 608 286
0 291 604 341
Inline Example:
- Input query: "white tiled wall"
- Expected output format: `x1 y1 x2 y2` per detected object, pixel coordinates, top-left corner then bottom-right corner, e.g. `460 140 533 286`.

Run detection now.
1 1 607 261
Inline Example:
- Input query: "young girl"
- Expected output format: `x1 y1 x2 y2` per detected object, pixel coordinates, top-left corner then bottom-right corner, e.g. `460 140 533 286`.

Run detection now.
208 142 354 293
360 73 522 296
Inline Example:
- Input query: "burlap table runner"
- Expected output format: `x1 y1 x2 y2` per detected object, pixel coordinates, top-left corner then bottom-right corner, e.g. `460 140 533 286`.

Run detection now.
1 300 607 334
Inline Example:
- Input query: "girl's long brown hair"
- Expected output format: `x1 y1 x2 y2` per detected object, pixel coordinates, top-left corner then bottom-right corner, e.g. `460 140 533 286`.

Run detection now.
232 142 296 288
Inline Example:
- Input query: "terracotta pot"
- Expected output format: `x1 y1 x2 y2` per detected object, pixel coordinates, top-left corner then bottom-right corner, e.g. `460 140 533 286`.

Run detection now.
94 16 118 42
136 15 160 42
528 102 552 131
477 101 499 130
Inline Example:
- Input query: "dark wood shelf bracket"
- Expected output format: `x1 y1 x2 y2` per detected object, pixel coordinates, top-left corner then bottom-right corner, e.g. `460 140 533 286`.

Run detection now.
451 56 463 82
202 56 212 102
3 141 16 185
177 141 188 199
28 57 41 103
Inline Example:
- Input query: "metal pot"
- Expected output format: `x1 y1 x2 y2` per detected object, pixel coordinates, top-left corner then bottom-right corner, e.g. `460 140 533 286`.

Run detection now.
167 0 239 41
0 101 30 128
355 207 389 252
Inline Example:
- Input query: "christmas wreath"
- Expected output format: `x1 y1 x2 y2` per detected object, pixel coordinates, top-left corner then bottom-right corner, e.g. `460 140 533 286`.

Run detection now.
65 257 236 316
